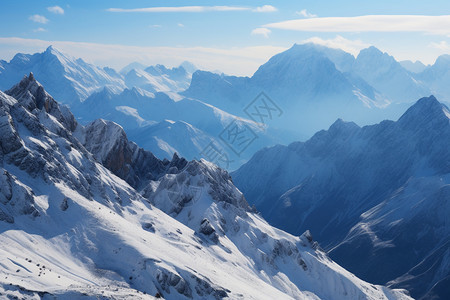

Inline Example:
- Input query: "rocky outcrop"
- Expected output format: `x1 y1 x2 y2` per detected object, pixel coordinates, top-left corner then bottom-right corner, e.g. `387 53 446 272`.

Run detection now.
81 118 187 188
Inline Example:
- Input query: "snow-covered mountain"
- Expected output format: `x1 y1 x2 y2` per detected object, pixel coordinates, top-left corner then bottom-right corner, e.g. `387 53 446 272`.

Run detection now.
2 45 448 171
417 54 450 103
232 95 450 299
183 44 450 139
120 62 148 74
0 47 256 168
0 47 197 106
0 46 125 105
73 86 285 170
0 74 411 299
125 119 221 162
352 46 430 103
123 63 194 97
184 43 393 138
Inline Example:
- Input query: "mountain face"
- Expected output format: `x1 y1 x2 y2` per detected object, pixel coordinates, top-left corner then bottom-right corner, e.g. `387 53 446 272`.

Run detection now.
399 60 428 73
232 95 450 299
184 44 449 140
0 47 197 106
0 74 411 299
418 54 450 103
123 64 193 97
0 45 443 173
184 43 393 138
352 47 430 103
73 86 284 170
0 46 125 105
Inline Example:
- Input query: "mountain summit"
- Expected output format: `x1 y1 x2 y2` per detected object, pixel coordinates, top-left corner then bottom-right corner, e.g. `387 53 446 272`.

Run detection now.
398 95 450 129
353 46 430 102
0 46 125 104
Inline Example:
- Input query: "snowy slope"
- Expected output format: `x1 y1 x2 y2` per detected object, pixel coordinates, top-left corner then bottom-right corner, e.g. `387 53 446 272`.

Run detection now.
125 119 222 161
232 95 450 299
353 46 430 103
74 87 285 170
0 74 411 299
0 47 197 106
123 63 192 97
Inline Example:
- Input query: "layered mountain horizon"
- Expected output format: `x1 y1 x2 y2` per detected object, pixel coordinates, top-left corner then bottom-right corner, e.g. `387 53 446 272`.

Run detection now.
1 43 450 299
2 44 449 173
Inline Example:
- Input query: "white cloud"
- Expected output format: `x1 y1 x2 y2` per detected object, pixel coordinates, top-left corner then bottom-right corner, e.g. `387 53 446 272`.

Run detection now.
178 23 185 27
47 6 64 15
107 6 250 13
264 15 450 35
149 24 162 28
302 35 370 56
33 28 47 33
296 9 317 18
253 5 277 13
29 15 49 24
430 41 450 51
251 28 271 38
0 37 286 76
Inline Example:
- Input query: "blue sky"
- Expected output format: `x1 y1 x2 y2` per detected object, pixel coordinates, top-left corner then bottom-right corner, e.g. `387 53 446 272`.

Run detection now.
1 0 450 75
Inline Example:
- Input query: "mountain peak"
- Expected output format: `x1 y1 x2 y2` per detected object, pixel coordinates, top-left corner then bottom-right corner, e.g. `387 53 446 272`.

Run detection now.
44 45 63 56
285 43 327 57
404 95 443 114
399 60 427 73
251 43 344 90
5 75 78 131
10 53 31 66
5 73 49 111
398 95 450 128
42 45 72 65
122 86 148 98
99 85 116 97
366 45 382 53
45 45 55 52
180 61 197 73
329 118 360 133
16 72 42 92
356 46 393 62
433 54 450 68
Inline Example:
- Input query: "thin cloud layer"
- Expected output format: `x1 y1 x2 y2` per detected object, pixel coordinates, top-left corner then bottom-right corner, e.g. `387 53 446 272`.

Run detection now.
252 28 271 38
107 6 250 13
430 41 450 51
296 9 317 18
253 5 277 13
47 6 64 15
29 15 49 24
107 5 277 13
302 36 370 56
264 15 450 35
33 28 47 33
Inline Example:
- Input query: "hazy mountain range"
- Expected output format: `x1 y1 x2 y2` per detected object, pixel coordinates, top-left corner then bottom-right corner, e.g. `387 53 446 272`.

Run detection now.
1 43 450 299
232 95 450 299
2 45 450 171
